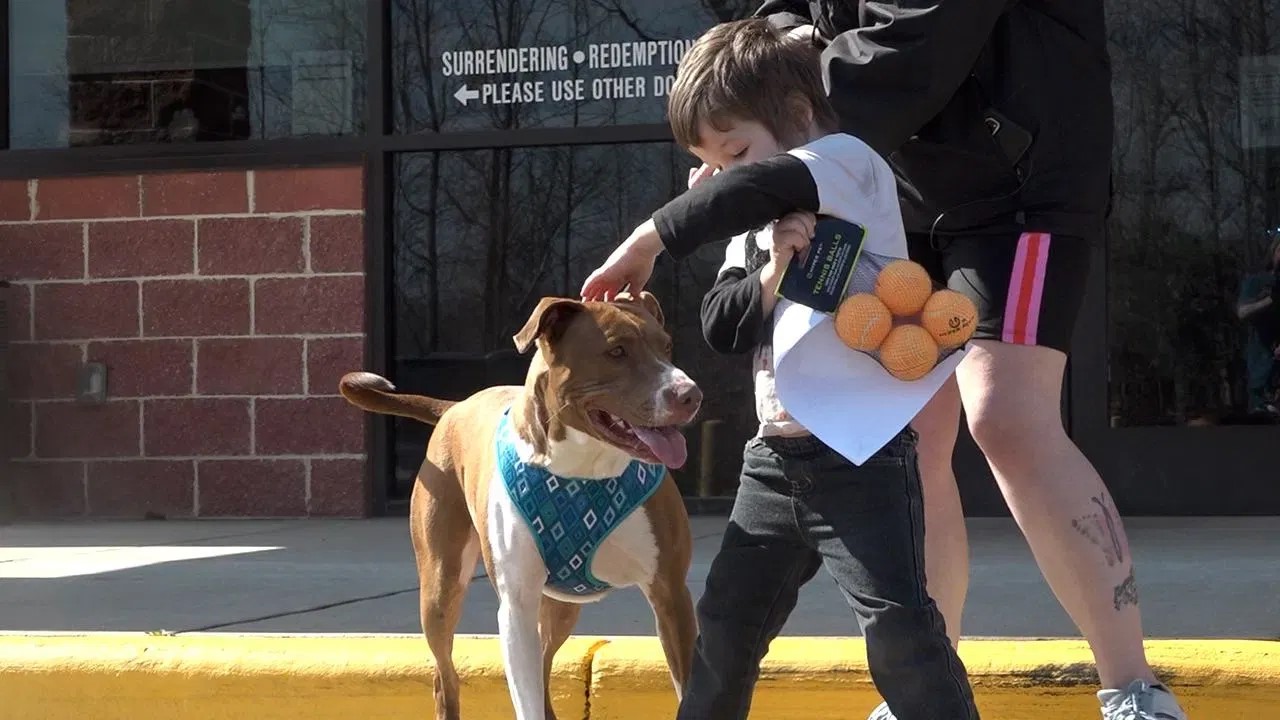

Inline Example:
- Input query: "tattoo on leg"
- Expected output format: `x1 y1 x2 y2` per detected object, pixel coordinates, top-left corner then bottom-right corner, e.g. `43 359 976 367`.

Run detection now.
1091 495 1125 565
1071 495 1126 567
1071 516 1115 566
1113 566 1139 611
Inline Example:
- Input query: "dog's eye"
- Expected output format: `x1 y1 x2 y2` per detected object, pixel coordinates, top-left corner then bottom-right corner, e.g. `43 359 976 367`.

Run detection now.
607 346 626 359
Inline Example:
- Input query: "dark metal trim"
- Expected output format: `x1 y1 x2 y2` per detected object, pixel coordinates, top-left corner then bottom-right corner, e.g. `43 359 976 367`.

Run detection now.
364 0 393 516
1071 242 1109 453
381 124 674 152
370 0 392 137
0 125 677 181
0 0 9 152
0 280 12 521
0 138 369 180
364 151 392 517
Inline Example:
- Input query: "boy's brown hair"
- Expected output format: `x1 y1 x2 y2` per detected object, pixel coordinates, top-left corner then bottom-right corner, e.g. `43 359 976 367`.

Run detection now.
667 18 838 151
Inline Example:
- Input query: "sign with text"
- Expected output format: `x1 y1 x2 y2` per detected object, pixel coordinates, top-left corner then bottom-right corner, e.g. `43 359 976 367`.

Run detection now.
393 0 732 133
441 40 695 108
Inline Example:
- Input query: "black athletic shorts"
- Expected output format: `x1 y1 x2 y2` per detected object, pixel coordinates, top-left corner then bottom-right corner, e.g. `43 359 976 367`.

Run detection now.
907 231 1091 354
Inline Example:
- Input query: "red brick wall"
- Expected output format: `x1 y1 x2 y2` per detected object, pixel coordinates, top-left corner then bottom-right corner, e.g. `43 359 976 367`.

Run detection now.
1 166 369 518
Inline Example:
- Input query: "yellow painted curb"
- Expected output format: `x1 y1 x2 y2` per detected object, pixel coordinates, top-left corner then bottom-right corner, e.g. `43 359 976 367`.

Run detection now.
1 634 1277 719
0 634 599 720
590 637 1280 720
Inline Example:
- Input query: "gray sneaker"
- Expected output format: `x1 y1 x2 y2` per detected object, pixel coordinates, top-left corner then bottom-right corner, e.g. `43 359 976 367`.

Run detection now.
1098 680 1187 720
866 701 895 720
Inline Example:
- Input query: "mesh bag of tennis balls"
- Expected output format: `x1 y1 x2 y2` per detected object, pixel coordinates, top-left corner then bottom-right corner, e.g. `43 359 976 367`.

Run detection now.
833 256 977 381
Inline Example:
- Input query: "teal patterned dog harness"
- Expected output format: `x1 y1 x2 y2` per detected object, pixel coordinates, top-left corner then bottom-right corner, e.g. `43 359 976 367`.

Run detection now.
496 407 666 597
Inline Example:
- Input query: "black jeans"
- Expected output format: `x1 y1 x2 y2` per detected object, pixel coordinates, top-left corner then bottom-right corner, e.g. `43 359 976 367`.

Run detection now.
676 430 979 720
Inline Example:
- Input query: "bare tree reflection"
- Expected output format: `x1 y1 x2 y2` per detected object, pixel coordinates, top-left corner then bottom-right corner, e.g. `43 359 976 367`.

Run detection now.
1107 0 1279 425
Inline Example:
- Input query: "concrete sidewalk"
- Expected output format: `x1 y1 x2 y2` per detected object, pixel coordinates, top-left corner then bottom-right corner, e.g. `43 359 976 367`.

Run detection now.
2 516 1277 638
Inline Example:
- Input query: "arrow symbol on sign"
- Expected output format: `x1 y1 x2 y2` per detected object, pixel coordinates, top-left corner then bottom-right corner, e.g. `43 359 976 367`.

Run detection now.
454 85 480 106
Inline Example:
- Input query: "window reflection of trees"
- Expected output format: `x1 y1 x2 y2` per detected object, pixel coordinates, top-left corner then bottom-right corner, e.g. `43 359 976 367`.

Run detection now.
250 0 367 137
395 144 688 353
9 0 364 148
1107 0 1280 426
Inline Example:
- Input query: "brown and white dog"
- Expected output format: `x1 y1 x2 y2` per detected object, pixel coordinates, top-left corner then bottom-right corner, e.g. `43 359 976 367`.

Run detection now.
339 292 700 720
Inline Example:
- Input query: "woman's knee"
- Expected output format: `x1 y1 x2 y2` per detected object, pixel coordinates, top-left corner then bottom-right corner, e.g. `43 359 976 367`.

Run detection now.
964 396 1065 457
957 342 1070 459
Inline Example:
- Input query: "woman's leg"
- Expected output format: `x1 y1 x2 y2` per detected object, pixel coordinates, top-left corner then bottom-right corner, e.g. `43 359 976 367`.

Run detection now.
909 377 969 647
956 340 1155 689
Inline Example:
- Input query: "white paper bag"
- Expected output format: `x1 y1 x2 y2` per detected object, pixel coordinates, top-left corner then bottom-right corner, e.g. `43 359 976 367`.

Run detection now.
771 297 967 466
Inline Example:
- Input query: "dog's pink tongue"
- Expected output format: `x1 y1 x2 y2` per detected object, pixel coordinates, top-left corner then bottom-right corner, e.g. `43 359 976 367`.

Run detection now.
631 427 688 469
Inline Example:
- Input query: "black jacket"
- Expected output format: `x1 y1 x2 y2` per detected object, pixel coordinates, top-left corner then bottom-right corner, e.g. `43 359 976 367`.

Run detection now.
756 0 1114 241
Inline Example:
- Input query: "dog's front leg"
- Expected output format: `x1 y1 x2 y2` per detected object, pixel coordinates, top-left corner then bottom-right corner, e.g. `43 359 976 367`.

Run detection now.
497 580 545 720
490 486 551 720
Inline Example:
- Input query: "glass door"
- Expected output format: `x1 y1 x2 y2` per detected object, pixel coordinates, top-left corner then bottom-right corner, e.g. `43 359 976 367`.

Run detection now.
1071 1 1280 515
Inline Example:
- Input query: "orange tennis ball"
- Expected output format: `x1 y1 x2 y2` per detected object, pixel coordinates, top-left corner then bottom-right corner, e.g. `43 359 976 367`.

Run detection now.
920 289 978 349
879 324 939 381
874 260 934 316
835 293 893 352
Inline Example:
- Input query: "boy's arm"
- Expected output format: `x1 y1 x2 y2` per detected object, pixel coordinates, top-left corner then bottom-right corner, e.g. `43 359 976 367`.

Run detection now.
701 267 767 355
701 234 785 354
652 135 889 261
654 154 820 261
757 0 1010 157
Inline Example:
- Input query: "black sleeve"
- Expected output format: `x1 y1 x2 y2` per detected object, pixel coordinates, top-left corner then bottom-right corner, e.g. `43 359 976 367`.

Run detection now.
819 1 1009 156
701 266 767 355
653 154 818 260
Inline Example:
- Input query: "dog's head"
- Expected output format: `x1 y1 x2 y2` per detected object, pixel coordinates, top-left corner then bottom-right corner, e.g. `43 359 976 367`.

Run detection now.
512 291 701 468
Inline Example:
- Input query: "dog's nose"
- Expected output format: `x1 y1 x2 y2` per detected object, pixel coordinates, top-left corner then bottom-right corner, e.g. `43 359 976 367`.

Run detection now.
663 381 703 413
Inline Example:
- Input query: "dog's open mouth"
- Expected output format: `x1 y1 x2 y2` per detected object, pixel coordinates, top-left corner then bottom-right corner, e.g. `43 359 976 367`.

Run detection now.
588 410 688 469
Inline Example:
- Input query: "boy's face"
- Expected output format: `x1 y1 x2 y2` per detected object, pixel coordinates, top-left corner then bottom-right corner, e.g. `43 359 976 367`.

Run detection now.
689 118 785 173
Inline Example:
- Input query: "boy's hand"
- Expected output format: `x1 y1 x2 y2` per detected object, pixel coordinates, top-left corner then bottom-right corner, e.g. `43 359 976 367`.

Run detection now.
581 219 663 301
687 163 717 189
769 210 816 267
759 211 816 309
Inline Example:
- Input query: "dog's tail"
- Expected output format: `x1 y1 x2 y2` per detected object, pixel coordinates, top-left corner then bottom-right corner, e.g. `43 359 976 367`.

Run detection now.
338 372 456 426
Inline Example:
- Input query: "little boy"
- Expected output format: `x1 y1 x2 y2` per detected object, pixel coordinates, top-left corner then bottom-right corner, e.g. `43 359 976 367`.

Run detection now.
581 19 979 720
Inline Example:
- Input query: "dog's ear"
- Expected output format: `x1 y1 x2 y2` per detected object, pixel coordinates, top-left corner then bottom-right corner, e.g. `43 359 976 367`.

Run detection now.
613 290 665 327
637 291 665 327
513 297 584 354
